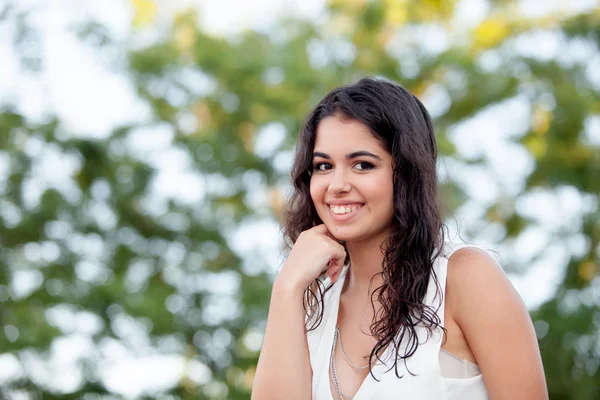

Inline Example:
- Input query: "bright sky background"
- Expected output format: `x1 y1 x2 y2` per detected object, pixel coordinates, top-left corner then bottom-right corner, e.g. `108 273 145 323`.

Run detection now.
0 0 598 397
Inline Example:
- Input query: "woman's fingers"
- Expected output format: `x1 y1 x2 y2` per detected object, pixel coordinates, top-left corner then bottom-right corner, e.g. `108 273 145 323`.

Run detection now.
279 223 347 288
312 224 344 244
327 255 346 282
310 224 329 234
327 264 341 282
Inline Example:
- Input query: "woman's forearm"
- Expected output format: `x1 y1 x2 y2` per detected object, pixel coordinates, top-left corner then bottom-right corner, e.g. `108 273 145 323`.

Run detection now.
251 279 312 400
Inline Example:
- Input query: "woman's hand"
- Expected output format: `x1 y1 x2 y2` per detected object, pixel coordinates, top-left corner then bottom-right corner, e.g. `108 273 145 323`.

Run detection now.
277 224 347 293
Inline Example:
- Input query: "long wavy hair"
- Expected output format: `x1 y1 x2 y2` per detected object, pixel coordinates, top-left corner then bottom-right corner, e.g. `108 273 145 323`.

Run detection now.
282 77 446 378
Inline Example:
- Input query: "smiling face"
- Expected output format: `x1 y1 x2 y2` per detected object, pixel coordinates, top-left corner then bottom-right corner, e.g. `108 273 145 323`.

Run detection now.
309 115 395 244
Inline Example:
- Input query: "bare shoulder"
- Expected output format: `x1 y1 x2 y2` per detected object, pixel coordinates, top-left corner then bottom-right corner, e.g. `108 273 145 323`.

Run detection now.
447 245 502 275
445 246 524 331
446 246 512 302
445 246 548 399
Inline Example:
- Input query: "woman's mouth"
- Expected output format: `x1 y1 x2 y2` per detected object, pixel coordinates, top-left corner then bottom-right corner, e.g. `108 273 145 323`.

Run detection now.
328 203 364 220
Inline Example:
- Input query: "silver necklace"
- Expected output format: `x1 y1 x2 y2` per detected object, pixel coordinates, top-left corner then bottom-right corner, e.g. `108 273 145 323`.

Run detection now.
336 325 370 369
330 326 373 400
330 326 353 400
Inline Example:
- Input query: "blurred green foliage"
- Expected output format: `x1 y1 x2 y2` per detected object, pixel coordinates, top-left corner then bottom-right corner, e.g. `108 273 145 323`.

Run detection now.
0 0 599 398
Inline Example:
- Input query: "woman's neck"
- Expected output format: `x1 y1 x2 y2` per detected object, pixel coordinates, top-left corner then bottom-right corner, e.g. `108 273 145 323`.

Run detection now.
344 234 387 297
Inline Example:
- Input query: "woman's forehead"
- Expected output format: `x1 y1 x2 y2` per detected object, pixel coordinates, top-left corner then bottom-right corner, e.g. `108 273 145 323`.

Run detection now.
314 116 387 152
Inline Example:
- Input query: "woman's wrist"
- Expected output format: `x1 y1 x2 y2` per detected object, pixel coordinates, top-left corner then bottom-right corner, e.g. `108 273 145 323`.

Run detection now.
273 274 307 299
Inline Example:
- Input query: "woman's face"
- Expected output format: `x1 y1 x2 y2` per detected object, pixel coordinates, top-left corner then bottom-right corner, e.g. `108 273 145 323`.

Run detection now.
310 115 395 244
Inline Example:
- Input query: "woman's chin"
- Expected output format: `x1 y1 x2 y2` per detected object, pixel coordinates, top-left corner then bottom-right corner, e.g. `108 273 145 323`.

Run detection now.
326 225 356 242
326 223 390 245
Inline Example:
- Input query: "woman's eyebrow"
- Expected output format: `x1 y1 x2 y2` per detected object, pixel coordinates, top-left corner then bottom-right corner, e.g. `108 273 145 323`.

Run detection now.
313 151 382 160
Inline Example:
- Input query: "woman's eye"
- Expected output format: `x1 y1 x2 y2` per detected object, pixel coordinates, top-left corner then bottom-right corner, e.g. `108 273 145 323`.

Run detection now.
355 162 374 171
313 162 332 171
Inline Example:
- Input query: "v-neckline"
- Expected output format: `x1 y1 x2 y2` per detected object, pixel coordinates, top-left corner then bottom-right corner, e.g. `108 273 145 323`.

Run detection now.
324 266 391 400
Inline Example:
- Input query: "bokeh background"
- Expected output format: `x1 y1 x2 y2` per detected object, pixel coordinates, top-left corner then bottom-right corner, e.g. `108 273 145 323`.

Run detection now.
0 0 599 398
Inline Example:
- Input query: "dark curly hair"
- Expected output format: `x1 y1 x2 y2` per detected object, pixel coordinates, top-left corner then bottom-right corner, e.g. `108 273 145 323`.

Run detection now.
282 76 446 378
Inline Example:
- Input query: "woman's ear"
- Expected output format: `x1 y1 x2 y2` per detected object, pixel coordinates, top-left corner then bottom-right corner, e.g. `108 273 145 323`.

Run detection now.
391 160 398 184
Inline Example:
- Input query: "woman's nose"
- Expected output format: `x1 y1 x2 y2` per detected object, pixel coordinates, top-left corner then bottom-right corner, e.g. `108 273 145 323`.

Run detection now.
327 170 351 193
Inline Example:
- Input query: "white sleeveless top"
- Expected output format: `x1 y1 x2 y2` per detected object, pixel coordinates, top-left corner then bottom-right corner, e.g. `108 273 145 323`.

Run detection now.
307 243 490 399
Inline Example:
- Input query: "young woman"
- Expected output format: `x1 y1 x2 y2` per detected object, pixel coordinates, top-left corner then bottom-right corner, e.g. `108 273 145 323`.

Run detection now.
252 78 547 399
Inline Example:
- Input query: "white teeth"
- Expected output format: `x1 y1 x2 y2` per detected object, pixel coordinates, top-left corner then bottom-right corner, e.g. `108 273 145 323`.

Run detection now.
330 205 361 215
